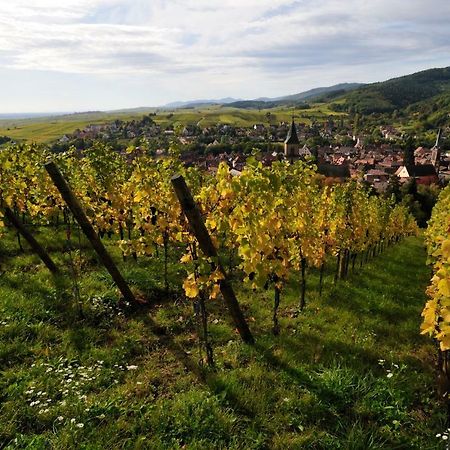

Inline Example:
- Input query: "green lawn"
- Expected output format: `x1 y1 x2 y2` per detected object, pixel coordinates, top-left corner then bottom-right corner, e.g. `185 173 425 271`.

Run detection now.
0 228 445 449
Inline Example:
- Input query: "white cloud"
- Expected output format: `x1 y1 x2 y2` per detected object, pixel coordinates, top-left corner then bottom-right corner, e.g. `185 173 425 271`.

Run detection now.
0 0 447 76
0 0 449 111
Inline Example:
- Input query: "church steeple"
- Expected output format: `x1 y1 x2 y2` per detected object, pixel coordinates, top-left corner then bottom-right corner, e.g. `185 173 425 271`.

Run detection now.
435 128 442 148
403 135 415 167
431 128 442 174
284 117 300 157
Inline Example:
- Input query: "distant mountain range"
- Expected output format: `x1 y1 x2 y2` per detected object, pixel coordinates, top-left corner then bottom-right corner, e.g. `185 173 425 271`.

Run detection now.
160 83 364 110
257 83 364 103
3 66 449 121
159 67 450 113
162 97 242 108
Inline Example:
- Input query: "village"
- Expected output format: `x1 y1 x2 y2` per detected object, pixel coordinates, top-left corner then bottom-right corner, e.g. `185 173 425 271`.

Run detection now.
55 114 450 192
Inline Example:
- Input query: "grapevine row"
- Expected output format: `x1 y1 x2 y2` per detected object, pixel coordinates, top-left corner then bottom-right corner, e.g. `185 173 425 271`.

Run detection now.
1 143 417 332
421 184 450 350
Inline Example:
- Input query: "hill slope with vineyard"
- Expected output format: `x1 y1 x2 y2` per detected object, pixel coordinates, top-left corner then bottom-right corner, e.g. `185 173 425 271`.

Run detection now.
0 225 446 448
0 143 447 448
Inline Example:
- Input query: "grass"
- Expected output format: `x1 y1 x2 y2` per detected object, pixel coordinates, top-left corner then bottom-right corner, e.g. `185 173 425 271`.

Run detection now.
0 112 153 144
0 104 343 143
0 227 446 449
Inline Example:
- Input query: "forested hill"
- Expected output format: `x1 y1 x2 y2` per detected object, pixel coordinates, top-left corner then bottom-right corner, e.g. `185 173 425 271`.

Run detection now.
330 67 450 114
225 67 450 115
227 83 363 109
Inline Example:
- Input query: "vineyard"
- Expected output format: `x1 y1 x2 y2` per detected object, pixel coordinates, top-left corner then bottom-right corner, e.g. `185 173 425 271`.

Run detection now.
421 184 450 404
0 144 417 300
0 143 447 448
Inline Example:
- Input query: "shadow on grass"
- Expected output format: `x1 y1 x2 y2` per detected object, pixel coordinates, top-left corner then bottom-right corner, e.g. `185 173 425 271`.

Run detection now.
0 234 438 447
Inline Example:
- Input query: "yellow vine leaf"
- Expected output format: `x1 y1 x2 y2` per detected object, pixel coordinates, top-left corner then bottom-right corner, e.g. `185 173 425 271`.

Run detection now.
440 334 450 351
183 278 199 298
210 283 221 299
438 279 450 297
180 253 191 263
442 240 450 259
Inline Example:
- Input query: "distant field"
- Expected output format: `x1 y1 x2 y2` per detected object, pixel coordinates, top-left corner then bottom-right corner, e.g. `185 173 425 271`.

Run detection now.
0 111 153 144
0 104 344 144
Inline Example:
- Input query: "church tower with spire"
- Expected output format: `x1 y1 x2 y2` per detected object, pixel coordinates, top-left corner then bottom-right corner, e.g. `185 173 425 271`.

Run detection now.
431 128 442 174
284 118 300 157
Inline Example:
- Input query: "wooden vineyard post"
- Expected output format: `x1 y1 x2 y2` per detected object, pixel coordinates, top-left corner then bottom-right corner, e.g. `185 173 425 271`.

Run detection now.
44 161 137 305
3 207 59 274
171 174 254 344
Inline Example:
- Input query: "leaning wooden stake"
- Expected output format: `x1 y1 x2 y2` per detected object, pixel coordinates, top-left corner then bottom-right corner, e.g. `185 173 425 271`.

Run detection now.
44 161 136 305
171 174 254 344
3 207 59 274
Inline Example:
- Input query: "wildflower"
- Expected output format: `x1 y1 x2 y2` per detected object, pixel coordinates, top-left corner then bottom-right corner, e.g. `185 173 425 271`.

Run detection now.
76 423 84 428
70 418 76 424
98 414 106 419
127 365 138 370
57 416 64 422
443 436 449 441
387 373 394 378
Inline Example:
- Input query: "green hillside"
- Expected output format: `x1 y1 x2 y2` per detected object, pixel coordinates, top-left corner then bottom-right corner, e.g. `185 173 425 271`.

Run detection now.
225 67 450 115
333 67 450 114
0 227 446 449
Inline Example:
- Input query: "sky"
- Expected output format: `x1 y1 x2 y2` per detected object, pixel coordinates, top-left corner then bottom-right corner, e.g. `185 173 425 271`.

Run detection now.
0 0 449 113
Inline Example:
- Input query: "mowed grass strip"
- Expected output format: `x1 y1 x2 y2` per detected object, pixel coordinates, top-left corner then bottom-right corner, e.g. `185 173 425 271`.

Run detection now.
0 231 445 449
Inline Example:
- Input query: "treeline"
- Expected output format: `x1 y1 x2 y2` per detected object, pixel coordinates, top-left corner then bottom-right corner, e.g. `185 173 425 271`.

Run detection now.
329 66 450 114
0 135 11 145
